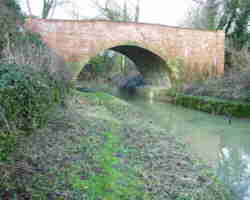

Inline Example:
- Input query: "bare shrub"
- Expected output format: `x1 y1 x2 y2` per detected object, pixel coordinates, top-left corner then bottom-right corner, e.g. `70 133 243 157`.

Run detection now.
184 70 250 102
183 39 250 102
225 40 250 72
2 31 72 83
0 0 23 55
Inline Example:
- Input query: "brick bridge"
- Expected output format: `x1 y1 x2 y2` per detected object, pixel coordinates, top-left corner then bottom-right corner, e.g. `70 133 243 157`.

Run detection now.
25 18 225 87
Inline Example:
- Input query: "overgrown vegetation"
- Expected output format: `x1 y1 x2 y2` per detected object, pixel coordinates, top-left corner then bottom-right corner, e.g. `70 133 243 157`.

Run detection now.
0 0 24 56
0 30 70 141
0 0 71 194
0 62 66 131
183 69 250 102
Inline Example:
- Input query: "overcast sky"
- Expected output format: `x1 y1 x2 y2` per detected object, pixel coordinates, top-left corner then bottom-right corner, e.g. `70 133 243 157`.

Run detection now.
20 0 192 26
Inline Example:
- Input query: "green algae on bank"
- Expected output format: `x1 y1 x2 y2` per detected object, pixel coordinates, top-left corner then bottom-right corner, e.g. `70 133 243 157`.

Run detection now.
167 91 250 118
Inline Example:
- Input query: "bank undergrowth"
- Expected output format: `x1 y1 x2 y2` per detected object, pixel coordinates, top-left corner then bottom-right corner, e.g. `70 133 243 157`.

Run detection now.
0 10 71 195
167 92 250 118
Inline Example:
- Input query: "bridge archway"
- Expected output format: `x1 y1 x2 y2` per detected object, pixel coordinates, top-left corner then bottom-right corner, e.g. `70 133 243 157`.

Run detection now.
78 44 172 87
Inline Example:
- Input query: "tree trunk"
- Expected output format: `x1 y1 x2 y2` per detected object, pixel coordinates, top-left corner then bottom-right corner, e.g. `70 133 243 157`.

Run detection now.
135 0 140 22
26 0 33 16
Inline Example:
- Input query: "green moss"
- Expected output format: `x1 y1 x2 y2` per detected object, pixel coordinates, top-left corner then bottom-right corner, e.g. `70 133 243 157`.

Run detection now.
66 61 85 79
69 132 146 200
76 90 115 103
167 91 250 117
0 132 17 161
167 57 183 80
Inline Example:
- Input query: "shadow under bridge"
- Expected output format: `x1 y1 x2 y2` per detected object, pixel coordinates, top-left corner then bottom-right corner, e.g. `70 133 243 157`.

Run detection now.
110 45 172 88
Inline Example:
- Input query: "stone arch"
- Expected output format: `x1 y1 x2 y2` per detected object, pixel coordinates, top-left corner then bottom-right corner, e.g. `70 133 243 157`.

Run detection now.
77 44 172 87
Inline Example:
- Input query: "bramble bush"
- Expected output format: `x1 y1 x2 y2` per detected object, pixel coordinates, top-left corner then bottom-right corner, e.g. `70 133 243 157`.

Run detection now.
0 0 72 194
0 62 64 131
0 31 71 164
0 30 71 130
0 0 23 56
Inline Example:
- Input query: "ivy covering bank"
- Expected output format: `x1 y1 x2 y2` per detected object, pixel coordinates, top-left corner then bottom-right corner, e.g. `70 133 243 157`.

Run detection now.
167 92 250 118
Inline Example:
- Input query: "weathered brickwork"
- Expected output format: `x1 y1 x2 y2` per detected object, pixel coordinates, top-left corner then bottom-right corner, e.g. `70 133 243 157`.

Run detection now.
25 18 225 84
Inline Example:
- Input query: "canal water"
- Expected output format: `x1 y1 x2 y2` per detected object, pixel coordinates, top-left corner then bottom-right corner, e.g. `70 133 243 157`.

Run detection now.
125 96 250 200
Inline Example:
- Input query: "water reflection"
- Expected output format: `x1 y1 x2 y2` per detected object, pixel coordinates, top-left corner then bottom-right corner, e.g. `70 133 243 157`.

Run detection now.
217 146 250 199
126 97 250 200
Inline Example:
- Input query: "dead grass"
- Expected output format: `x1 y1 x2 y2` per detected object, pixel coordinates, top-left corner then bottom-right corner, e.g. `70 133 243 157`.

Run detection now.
183 46 250 103
183 70 250 102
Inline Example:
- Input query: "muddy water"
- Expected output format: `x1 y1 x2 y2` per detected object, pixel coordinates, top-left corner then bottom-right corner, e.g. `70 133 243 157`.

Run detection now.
125 96 250 200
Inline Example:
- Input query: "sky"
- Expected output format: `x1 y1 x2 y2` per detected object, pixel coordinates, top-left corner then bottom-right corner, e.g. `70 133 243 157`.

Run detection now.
20 0 192 26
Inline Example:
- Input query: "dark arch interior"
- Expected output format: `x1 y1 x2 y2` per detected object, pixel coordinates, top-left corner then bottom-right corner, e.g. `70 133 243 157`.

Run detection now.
109 45 171 86
77 45 171 93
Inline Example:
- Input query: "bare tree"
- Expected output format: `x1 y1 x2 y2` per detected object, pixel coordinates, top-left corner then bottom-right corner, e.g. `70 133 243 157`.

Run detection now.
42 0 70 19
184 0 250 48
91 0 139 22
134 0 140 22
25 0 69 18
26 0 32 16
67 2 82 20
181 0 221 30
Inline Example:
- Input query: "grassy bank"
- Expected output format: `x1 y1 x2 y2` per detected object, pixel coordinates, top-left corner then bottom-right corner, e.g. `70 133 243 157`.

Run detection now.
167 92 250 118
1 91 233 199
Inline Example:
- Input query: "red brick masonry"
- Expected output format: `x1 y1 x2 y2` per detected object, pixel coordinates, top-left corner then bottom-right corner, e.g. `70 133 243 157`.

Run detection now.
25 18 225 79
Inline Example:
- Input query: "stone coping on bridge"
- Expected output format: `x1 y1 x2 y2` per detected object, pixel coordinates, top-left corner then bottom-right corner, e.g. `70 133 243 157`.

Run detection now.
26 17 224 33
